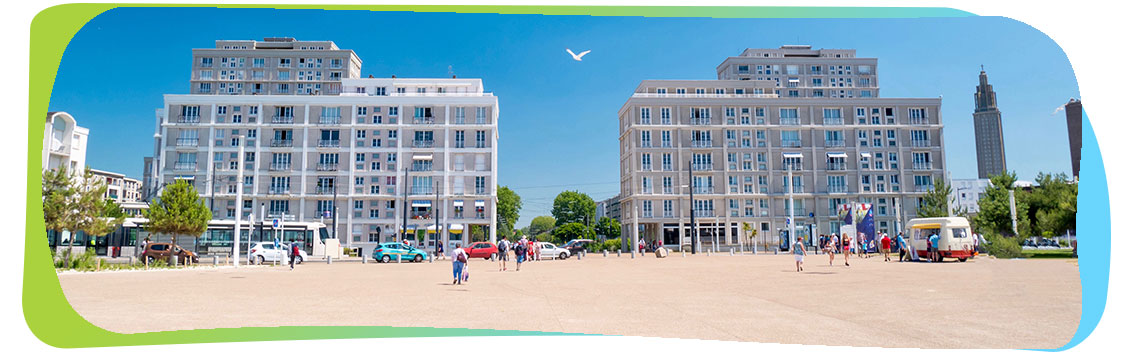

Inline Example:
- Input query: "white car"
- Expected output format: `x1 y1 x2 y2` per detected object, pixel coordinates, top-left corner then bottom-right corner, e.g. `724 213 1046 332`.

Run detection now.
537 242 571 260
249 242 307 265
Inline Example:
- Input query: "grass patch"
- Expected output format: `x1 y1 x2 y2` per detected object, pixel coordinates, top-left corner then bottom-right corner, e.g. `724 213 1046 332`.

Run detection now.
1021 249 1076 259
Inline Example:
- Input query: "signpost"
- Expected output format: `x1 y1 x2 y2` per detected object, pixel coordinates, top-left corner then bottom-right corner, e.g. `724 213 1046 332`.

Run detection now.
273 218 281 266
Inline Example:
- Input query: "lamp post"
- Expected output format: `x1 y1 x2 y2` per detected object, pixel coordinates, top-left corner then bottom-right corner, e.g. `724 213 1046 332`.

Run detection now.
687 160 697 254
232 135 245 267
787 162 795 254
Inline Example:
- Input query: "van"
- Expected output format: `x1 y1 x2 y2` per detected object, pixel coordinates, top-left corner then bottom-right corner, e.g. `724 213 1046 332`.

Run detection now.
906 217 975 262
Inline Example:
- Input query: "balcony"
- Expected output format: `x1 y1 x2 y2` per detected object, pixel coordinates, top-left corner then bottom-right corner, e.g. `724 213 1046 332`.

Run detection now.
269 162 291 171
781 140 802 148
412 140 434 148
174 162 197 171
690 140 712 148
454 141 465 148
318 116 341 125
691 118 711 126
915 185 932 192
476 117 487 125
910 118 930 125
267 186 291 195
912 140 931 148
271 115 294 124
176 115 200 124
316 163 338 171
691 163 713 171
413 116 435 125
175 138 199 147
913 162 933 170
663 187 673 194
823 118 844 125
411 163 433 172
662 164 673 171
692 186 715 194
780 118 799 125
315 186 337 195
453 117 466 125
475 141 486 149
827 162 846 171
270 139 293 147
693 210 715 218
317 139 340 148
785 185 805 194
825 140 845 147
475 188 487 195
632 93 778 99
828 185 848 193
411 187 434 195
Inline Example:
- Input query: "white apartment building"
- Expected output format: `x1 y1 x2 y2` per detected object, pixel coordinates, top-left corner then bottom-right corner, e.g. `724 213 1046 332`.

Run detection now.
43 111 88 173
150 38 499 256
90 169 142 203
950 178 991 214
619 46 946 251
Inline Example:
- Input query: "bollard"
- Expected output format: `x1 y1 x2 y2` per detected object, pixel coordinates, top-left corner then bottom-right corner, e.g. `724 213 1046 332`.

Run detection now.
429 254 434 263
630 250 635 259
616 250 621 258
362 254 367 264
491 254 496 262
327 255 333 264
577 251 583 260
682 250 686 258
397 254 402 263
603 250 608 258
730 248 734 256
96 258 101 272
128 256 134 266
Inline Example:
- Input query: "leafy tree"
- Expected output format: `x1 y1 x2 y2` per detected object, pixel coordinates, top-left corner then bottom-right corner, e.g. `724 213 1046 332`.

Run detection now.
552 222 594 244
594 217 621 240
916 178 956 218
470 225 485 242
528 216 556 237
973 171 1030 238
496 185 522 239
144 179 211 264
1022 173 1077 237
551 191 596 227
42 167 123 268
101 198 126 219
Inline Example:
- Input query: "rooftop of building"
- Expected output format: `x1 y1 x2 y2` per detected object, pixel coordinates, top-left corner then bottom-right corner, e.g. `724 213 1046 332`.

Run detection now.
208 37 342 51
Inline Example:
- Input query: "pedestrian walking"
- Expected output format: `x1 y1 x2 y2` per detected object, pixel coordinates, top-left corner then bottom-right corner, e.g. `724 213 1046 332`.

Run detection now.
289 243 300 270
497 238 510 271
451 242 467 285
881 233 892 262
437 242 445 261
793 236 807 272
824 234 835 266
533 238 542 261
514 237 527 271
841 233 851 267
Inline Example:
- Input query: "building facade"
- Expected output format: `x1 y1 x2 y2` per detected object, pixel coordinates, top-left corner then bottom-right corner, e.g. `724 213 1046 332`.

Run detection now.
151 38 499 256
90 169 143 203
1065 98 1082 180
949 178 991 215
973 69 1007 179
43 111 88 173
618 46 946 251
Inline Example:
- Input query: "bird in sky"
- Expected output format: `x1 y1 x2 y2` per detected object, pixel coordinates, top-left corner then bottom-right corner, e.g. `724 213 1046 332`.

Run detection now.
566 48 591 61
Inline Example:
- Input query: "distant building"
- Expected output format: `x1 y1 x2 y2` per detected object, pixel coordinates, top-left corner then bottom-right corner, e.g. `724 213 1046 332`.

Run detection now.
597 195 622 222
973 68 1007 179
42 112 88 173
949 178 991 214
90 169 143 203
1065 98 1082 180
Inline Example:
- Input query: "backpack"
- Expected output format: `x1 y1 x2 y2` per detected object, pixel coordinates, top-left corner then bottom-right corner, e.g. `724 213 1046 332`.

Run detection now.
498 241 507 253
291 244 300 256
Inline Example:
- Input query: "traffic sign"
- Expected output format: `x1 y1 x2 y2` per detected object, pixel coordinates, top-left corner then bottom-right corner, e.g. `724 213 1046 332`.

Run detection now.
272 219 281 228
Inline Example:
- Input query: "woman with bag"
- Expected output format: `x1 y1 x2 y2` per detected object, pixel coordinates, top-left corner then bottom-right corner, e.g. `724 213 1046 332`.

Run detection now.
451 242 468 285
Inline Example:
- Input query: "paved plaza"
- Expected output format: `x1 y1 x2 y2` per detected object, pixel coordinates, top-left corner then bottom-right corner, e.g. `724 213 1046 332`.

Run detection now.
57 252 1081 349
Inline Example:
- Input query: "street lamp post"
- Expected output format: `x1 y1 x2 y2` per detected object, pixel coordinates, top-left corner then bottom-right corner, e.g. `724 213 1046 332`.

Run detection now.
688 160 697 254
232 135 245 267
787 163 795 254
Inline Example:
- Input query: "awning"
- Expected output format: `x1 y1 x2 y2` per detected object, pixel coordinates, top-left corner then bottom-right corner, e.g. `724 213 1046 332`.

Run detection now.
826 152 847 158
411 200 432 207
449 223 464 234
413 154 433 160
426 224 443 233
174 175 195 180
788 78 800 82
783 153 803 158
912 223 942 229
860 152 872 158
399 225 418 233
474 200 485 207
453 200 464 207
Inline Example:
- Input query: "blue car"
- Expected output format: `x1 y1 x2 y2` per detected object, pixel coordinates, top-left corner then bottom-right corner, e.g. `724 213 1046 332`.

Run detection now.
372 242 429 263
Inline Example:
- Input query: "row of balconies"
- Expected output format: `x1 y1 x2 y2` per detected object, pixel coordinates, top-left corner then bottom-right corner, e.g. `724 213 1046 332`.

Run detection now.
635 115 933 127
637 138 932 149
170 113 493 126
174 137 489 150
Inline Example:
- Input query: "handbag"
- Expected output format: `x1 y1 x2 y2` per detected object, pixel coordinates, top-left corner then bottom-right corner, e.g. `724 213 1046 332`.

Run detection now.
457 252 467 263
462 264 470 281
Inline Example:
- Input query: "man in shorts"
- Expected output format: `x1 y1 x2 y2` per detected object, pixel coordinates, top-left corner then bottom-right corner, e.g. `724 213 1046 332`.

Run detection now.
880 233 891 262
793 236 807 272
928 232 941 262
514 236 527 271
497 238 510 271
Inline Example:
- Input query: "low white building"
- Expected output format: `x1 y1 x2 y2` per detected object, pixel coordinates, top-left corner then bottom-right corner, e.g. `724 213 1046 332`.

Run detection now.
42 112 88 173
949 178 991 214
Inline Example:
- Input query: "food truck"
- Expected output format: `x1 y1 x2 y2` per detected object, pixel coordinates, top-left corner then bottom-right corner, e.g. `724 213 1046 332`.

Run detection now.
906 217 975 262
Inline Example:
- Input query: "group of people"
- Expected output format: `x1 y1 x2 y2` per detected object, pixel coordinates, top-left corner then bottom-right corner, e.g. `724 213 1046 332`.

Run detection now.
448 235 546 285
794 232 917 271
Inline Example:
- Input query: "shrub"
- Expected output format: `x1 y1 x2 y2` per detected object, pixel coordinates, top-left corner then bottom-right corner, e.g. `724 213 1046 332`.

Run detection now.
984 232 1022 258
601 239 621 252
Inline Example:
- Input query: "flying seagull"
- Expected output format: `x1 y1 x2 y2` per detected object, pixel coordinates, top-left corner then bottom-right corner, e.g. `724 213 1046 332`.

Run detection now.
566 48 591 61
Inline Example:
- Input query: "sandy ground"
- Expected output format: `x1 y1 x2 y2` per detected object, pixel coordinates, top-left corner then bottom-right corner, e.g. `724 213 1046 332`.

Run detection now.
57 252 1081 349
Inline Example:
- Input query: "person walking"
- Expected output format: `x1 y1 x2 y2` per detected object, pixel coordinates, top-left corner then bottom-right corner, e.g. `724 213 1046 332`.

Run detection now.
824 234 835 266
533 238 542 261
289 243 300 270
880 233 892 262
841 233 851 267
437 241 445 261
450 242 467 285
497 238 510 271
793 236 807 272
513 237 527 272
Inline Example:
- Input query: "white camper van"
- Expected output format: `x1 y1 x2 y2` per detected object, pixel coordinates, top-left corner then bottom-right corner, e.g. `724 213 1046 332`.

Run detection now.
906 217 975 262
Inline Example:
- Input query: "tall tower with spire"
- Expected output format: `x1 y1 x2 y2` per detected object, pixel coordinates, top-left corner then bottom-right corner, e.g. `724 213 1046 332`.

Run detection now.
973 67 1007 179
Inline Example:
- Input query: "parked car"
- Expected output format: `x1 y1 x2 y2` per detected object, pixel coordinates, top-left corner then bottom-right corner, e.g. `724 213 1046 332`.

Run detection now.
249 242 306 265
463 242 499 260
537 242 571 260
372 242 429 263
561 239 595 256
140 243 199 264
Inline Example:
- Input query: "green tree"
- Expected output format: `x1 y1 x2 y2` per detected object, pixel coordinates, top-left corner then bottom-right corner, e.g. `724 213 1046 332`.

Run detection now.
551 191 596 227
101 198 126 219
1022 173 1077 237
552 222 594 244
42 168 124 268
144 179 211 264
594 217 621 240
528 216 556 237
973 171 1030 238
496 185 522 239
916 178 955 218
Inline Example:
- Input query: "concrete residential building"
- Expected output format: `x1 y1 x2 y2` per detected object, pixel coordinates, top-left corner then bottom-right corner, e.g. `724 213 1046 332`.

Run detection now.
152 38 499 256
1065 98 1082 180
973 68 1007 179
950 178 991 215
618 46 946 251
90 169 143 203
43 111 88 173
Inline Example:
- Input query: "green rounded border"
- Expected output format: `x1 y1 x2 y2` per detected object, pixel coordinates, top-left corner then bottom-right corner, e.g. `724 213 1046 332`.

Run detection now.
24 3 974 348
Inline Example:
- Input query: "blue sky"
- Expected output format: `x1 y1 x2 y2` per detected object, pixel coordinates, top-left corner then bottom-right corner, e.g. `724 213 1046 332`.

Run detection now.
48 8 1080 228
